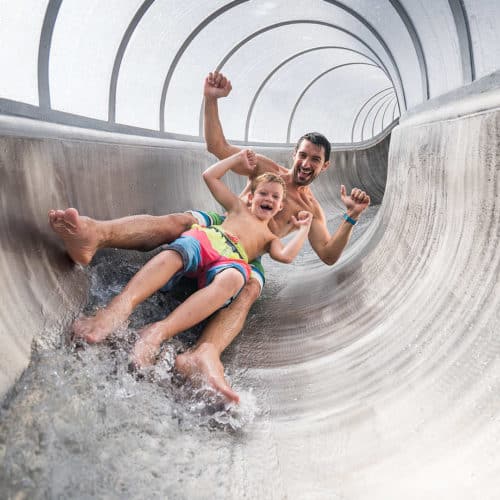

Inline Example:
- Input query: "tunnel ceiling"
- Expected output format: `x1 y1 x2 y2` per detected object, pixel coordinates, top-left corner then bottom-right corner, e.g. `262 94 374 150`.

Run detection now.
0 0 499 145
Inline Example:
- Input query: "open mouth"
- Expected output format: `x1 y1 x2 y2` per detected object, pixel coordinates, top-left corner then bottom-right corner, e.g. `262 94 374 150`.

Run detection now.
297 166 312 181
260 202 273 212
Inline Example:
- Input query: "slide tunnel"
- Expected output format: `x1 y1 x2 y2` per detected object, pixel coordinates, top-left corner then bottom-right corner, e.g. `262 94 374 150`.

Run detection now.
1 1 500 498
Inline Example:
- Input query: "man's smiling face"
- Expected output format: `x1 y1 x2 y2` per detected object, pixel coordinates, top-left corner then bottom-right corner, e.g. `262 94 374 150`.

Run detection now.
292 139 330 186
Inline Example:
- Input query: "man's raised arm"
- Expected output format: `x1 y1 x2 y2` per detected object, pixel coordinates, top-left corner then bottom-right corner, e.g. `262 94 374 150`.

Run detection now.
204 72 241 160
203 71 286 178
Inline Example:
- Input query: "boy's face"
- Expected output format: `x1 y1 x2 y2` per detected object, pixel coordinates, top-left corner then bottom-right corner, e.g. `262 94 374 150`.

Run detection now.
292 139 330 186
248 181 284 220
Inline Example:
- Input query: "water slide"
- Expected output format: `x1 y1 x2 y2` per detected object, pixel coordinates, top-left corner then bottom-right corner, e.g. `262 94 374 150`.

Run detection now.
1 2 500 498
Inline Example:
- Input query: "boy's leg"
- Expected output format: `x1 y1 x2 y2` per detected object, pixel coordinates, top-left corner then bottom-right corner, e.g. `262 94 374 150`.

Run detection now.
48 208 196 265
130 268 245 369
73 250 184 343
175 278 261 403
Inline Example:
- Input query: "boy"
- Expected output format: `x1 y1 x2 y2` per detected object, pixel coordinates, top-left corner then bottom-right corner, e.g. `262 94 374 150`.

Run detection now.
73 149 312 369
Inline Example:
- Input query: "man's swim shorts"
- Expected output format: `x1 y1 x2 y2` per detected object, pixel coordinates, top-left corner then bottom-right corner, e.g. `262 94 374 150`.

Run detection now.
163 225 251 306
187 210 265 292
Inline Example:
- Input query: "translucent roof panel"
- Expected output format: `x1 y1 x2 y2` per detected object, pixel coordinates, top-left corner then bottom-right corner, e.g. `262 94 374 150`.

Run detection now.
221 49 392 143
163 0 404 142
50 0 143 120
115 0 230 131
464 0 500 79
0 0 49 105
287 64 396 144
193 27 387 141
0 1 499 144
225 45 385 143
318 0 420 108
400 0 463 97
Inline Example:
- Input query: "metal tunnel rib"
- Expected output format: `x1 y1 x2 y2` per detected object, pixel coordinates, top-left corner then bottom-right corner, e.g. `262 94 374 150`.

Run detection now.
159 0 250 132
108 0 155 124
350 88 393 142
387 0 430 100
380 95 396 132
196 20 400 141
286 62 380 143
371 94 396 136
239 46 389 142
360 91 396 141
38 0 63 111
448 0 475 82
322 0 411 107
391 97 399 121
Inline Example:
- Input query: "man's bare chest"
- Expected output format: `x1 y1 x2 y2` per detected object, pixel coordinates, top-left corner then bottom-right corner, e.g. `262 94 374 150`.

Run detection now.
270 191 314 237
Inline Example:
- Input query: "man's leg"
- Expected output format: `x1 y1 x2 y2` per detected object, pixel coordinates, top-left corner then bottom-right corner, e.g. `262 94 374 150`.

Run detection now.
48 208 196 265
175 278 261 403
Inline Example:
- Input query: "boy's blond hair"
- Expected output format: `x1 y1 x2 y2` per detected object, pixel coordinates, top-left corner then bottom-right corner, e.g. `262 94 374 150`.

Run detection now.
251 173 287 198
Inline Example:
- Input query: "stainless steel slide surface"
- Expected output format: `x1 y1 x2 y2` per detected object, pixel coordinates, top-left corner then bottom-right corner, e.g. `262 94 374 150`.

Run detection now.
0 76 499 498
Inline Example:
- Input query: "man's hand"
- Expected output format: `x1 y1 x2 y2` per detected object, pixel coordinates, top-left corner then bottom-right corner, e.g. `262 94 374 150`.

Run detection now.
204 71 232 99
291 210 313 229
341 184 370 218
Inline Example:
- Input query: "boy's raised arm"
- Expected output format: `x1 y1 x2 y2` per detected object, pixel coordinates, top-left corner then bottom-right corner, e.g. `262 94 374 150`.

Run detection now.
203 150 257 212
268 211 313 263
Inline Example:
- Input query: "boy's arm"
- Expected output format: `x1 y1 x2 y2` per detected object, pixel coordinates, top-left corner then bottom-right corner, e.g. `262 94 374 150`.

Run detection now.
202 150 256 212
268 211 313 263
305 185 370 265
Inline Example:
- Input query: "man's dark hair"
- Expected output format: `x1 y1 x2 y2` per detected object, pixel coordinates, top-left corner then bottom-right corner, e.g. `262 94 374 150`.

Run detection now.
295 132 331 162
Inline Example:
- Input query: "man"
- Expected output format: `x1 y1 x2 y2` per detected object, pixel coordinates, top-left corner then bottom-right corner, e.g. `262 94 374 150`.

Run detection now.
49 71 370 403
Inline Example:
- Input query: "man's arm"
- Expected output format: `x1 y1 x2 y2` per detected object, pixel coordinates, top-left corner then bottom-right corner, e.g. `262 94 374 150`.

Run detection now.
204 72 241 160
306 185 371 265
203 71 288 178
268 211 313 263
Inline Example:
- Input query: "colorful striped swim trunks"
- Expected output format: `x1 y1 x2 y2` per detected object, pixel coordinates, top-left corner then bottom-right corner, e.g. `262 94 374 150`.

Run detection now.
162 225 251 304
187 210 265 290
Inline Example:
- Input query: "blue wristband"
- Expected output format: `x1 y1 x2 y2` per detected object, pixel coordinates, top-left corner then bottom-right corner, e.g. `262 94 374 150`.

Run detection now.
343 213 357 225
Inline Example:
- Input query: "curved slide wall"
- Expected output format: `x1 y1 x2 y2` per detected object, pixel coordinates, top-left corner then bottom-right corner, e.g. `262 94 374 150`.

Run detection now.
0 118 388 397
0 73 499 497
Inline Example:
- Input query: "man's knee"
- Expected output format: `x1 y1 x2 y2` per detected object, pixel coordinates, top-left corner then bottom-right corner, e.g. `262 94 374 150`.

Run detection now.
233 278 261 307
157 212 196 241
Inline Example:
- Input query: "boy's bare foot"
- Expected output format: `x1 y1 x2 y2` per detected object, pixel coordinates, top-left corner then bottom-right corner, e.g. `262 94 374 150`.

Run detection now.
175 344 240 403
129 325 164 369
72 307 127 344
48 208 99 265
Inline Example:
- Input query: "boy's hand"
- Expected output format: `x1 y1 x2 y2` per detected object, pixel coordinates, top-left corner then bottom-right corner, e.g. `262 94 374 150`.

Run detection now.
291 210 313 229
204 71 232 99
340 184 370 217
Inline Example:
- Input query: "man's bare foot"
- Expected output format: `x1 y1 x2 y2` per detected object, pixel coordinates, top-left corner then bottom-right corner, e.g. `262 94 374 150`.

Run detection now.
175 343 240 403
129 324 164 369
48 208 99 265
72 307 127 344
